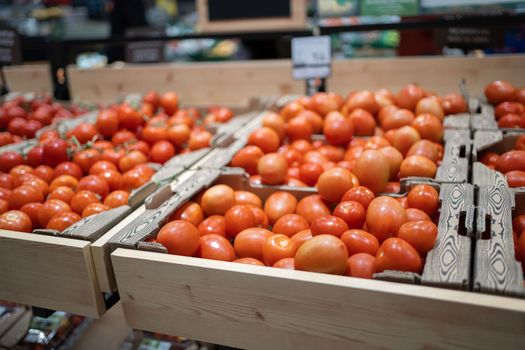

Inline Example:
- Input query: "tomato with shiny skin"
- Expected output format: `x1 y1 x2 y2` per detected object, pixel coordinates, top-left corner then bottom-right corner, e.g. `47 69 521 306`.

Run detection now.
201 184 236 216
233 257 265 266
34 165 54 184
340 229 379 257
407 184 440 217
48 186 75 204
341 186 375 210
0 210 32 232
397 220 438 256
333 201 366 230
399 155 437 179
406 208 431 222
248 127 280 153
234 191 262 208
295 194 330 225
234 227 273 261
366 196 407 243
9 186 44 210
150 141 176 164
294 234 348 275
77 175 109 199
197 234 236 261
43 139 69 167
273 258 295 269
38 199 71 228
311 215 349 238
20 202 42 228
323 112 353 146
318 167 357 203
375 237 423 273
264 191 297 224
262 234 297 266
0 151 25 173
496 150 525 173
353 150 390 194
485 80 516 104
506 170 525 187
197 215 226 237
157 220 200 256
47 212 81 230
224 204 256 238
49 175 78 192
272 214 309 237
345 253 376 279
231 146 264 175
96 109 119 137
257 153 288 185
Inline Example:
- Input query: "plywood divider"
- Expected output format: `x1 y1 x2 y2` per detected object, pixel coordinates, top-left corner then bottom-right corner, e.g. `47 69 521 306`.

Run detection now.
3 64 52 95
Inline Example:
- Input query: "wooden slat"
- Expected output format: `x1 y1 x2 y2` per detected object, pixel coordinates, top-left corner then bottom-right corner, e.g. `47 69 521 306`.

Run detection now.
112 248 525 350
435 157 468 183
3 64 52 95
472 162 508 188
0 230 105 318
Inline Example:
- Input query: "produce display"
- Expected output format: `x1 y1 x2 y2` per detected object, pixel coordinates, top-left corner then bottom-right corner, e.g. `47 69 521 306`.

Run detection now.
513 212 525 275
484 81 525 129
0 94 89 146
479 133 525 188
147 179 440 278
0 91 235 233
232 85 467 192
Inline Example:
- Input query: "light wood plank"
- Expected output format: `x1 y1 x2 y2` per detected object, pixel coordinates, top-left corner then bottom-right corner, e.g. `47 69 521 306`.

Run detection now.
3 64 52 95
112 248 525 350
0 230 105 318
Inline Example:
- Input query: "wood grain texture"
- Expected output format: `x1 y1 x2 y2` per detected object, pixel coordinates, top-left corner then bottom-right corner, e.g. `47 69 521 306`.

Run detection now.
473 130 503 157
4 64 52 94
472 114 498 130
435 157 468 183
0 230 105 317
474 186 525 297
443 129 471 143
443 114 470 129
421 184 473 289
472 162 508 188
112 248 525 350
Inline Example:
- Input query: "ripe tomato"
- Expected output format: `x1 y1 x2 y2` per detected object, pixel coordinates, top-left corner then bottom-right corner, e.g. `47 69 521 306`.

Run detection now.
49 175 78 192
281 149 304 167
26 145 44 167
272 214 309 237
224 204 256 238
263 191 297 224
89 160 117 175
43 139 69 167
38 199 71 227
34 165 54 184
495 102 524 119
170 201 204 227
366 196 407 243
141 125 168 145
20 202 42 229
441 93 467 115
0 188 11 201
197 234 236 261
262 234 297 266
160 92 179 115
345 253 376 279
119 150 147 172
118 104 143 131
506 170 525 187
234 191 262 208
201 184 235 216
496 150 525 173
22 177 50 197
391 126 421 156
290 139 314 154
262 112 285 138
111 129 136 146
398 220 438 256
71 123 98 144
77 175 109 199
96 110 119 137
375 237 423 273
70 190 100 214
415 96 444 120
407 184 439 217
248 127 281 153
411 113 443 143
353 150 389 194
381 108 415 131
303 150 328 165
340 229 379 257
0 199 7 214
341 186 375 210
47 211 81 231
285 116 312 141
73 149 101 174
188 130 211 150
333 201 366 230
513 215 525 234
197 215 226 237
273 257 295 269
280 101 305 121
290 229 312 249
121 169 150 191
233 257 265 266
297 110 323 134
298 162 323 186
0 174 14 190
311 215 349 237
406 208 431 222
407 140 439 163
399 155 437 179
323 112 353 146
103 190 130 208
257 153 288 185
9 186 44 210
317 145 344 163
348 108 376 136
31 105 54 125
48 186 75 204
396 84 425 110
8 117 26 136
248 205 269 228
345 90 379 115
0 151 25 173
231 146 264 175
150 141 175 164
318 167 357 203
294 234 348 275
498 113 525 128
234 227 275 261
167 124 190 147
295 194 330 225
485 80 516 104
157 220 200 256
0 210 32 232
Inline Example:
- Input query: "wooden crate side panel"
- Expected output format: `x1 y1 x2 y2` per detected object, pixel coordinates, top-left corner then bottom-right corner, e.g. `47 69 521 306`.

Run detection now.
0 230 105 318
329 55 525 96
3 64 52 95
67 61 303 105
112 249 525 350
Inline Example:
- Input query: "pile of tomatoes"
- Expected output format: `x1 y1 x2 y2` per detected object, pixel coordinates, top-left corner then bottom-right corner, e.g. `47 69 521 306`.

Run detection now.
484 80 525 128
232 85 466 194
480 134 525 188
150 181 439 278
0 91 234 234
0 95 88 146
512 214 525 274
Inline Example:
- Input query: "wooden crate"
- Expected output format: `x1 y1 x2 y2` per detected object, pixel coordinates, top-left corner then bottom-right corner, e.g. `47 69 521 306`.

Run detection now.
106 167 525 349
196 0 306 33
3 64 52 95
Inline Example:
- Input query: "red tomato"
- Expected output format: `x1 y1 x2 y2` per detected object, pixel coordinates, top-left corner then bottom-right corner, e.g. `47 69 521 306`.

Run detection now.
341 186 375 210
9 186 44 210
0 151 25 173
406 208 431 222
310 92 341 116
317 167 357 203
234 191 262 208
0 174 13 190
224 204 256 238
249 205 269 228
96 109 119 137
167 124 190 147
295 194 330 225
20 202 42 229
71 123 98 144
496 150 525 173
273 257 295 269
157 220 200 256
506 170 525 187
397 220 438 256
263 234 297 266
201 184 235 216
415 96 444 120
47 211 81 230
396 84 425 110
310 215 348 238
294 234 348 275
234 227 273 261
272 214 309 237
170 201 203 226
345 253 376 279
345 90 379 115
150 141 175 164
160 92 179 115
89 160 117 175
248 127 281 153
298 162 323 186
407 184 440 217
353 150 390 194
323 112 354 146
77 175 109 199
197 215 226 237
340 229 379 257
411 113 443 143
495 102 525 119
48 186 75 204
407 140 439 163
290 229 312 249
231 146 264 175
257 153 288 185
263 191 297 224
262 112 286 138
280 101 305 121
485 80 516 104
0 210 32 232
49 175 78 192
498 114 525 128
197 234 236 261
399 156 437 179
441 93 467 115
366 196 407 243
43 139 69 167
233 257 265 266
33 165 54 184
375 237 423 273
38 199 71 228
285 116 312 141
333 201 366 229
187 130 212 150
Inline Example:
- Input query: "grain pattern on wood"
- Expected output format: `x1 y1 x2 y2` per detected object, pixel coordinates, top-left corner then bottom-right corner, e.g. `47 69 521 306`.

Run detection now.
112 248 525 350
443 129 471 144
0 230 105 317
443 114 470 129
421 184 473 289
474 186 525 297
472 114 498 130
4 64 52 94
473 130 503 156
472 162 508 188
435 157 468 183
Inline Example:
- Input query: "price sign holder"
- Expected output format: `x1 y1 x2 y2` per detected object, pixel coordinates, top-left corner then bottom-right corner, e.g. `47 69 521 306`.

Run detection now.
292 36 331 96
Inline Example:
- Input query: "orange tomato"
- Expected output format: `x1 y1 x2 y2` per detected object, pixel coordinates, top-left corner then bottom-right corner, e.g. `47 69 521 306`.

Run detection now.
157 220 200 256
485 80 516 104
407 140 439 163
20 202 42 229
406 208 431 222
317 167 357 203
345 253 376 279
224 204 256 238
366 196 407 243
171 201 204 227
263 191 297 224
48 186 75 204
38 199 71 228
295 194 330 225
348 108 376 136
231 146 264 175
375 237 423 273
197 234 236 261
397 220 438 256
248 127 281 153
70 190 101 215
34 165 54 184
234 191 262 208
285 116 313 141
399 155 437 179
411 113 443 143
257 153 288 185
234 227 273 261
294 234 348 275
50 175 78 192
407 184 440 217
233 257 265 266
119 150 147 173
82 203 111 217
496 150 525 173
311 215 349 238
47 212 81 231
272 214 309 237
379 146 403 181
0 210 32 232
273 257 295 269
323 112 353 146
262 234 297 266
506 170 525 187
415 96 444 120
201 184 235 216
353 150 390 194
290 229 312 249
396 84 425 110
9 186 44 210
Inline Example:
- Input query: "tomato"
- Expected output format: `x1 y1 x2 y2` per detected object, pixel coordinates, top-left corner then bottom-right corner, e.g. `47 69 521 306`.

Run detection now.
348 108 376 136
160 92 179 115
0 132 14 146
247 127 281 153
514 136 525 151
47 186 74 204
234 191 262 208
143 91 160 108
119 150 147 172
111 129 136 146
31 105 54 125
233 227 273 261
295 194 330 225
397 220 438 256
290 139 314 154
345 90 379 115
49 175 78 192
39 130 59 144
262 234 297 266
73 149 101 175
441 93 467 115
496 150 525 173
513 215 525 234
213 107 234 123
22 177 49 197
0 199 8 214
297 110 323 134
317 145 344 163
323 112 353 146
197 215 226 237
517 87 525 105
118 104 143 131
498 114 525 128
201 184 235 216
88 160 117 175
259 112 285 139
280 101 305 121
366 196 407 243
221 204 255 238
271 257 294 269
47 211 82 231
407 184 440 217
0 210 32 232
121 169 150 191
69 190 99 214
20 202 42 228
311 215 349 238
164 124 189 148
141 125 168 145
42 139 69 167
71 123 98 144
341 186 375 210
196 234 236 261
317 167 356 202
303 150 328 165
351 149 392 195
149 141 175 164
187 130 212 150
0 188 10 201
257 153 288 185
410 113 443 143
231 146 264 175
38 199 71 227
98 191 127 210
272 214 309 237
345 253 376 279
100 148 125 166
0 151 25 173
396 84 425 110
375 237 423 273
495 102 524 119
233 257 265 266
157 220 200 256
294 234 348 275
24 145 43 168
406 208 431 222
297 162 322 186
381 108 414 131
399 155 437 179
340 229 379 257
0 174 13 190
96 109 119 137
77 175 109 199
309 92 340 116
285 116 312 141
333 201 365 229
8 186 44 210
32 165 53 184
406 140 439 164
485 80 516 104
247 205 268 228
263 191 297 224
506 170 525 187
7 117 26 136
289 229 312 248
415 96 444 120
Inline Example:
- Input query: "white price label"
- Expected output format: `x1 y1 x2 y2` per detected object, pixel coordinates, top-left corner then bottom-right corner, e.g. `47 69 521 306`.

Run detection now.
292 36 331 80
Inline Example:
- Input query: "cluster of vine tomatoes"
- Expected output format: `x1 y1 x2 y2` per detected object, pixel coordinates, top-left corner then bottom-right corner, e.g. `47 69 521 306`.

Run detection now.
0 95 87 146
484 80 525 128
149 181 439 278
0 91 234 233
480 134 525 188
232 85 466 194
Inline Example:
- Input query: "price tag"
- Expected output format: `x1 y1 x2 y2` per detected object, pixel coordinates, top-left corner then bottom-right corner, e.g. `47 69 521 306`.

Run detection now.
0 26 21 65
292 36 331 80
